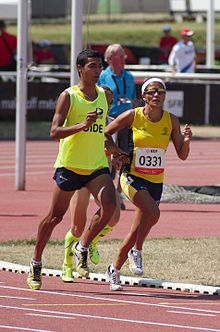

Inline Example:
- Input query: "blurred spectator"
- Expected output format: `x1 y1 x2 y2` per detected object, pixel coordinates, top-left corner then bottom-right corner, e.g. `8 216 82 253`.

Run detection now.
32 42 39 64
98 44 136 210
168 28 196 74
0 20 17 71
159 25 177 64
35 39 55 65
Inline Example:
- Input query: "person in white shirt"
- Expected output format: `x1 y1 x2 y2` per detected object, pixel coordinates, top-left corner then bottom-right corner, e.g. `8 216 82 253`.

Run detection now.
168 28 196 74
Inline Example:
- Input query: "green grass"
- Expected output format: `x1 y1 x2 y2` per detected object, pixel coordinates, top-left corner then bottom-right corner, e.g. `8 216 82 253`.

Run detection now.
1 238 220 286
0 121 51 140
6 18 220 49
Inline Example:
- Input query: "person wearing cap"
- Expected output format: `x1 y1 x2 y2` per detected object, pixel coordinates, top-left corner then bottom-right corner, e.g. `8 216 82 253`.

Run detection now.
36 39 55 65
105 77 192 291
159 25 177 64
168 28 196 74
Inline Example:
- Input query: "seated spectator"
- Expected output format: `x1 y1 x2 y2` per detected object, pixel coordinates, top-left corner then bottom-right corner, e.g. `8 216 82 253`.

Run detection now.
0 20 17 71
159 25 177 64
35 39 55 65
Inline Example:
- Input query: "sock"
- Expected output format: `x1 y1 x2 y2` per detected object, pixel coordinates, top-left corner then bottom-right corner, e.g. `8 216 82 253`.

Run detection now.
132 247 142 254
64 229 80 265
32 259 41 267
76 241 88 252
111 263 119 273
92 225 114 244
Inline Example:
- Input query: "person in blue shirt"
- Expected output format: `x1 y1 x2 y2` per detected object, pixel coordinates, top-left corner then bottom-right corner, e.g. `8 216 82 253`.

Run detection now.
98 44 136 210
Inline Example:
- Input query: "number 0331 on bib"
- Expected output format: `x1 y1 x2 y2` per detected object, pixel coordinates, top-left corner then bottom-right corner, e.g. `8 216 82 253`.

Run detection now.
135 147 165 175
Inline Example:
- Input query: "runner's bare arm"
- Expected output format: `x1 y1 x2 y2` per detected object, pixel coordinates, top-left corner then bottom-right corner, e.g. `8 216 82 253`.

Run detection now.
104 109 134 163
104 133 129 163
105 109 135 136
170 114 192 160
50 91 98 140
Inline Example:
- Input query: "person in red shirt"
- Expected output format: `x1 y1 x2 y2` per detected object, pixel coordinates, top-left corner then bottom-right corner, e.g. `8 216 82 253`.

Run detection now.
0 20 17 71
36 39 55 65
159 25 177 64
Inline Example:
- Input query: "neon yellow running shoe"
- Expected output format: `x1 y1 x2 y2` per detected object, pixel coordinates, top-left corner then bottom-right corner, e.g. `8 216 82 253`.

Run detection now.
89 241 100 265
62 264 73 283
27 261 42 290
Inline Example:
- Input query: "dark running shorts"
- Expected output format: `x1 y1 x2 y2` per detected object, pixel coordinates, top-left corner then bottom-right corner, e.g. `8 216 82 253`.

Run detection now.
53 167 110 192
120 172 163 206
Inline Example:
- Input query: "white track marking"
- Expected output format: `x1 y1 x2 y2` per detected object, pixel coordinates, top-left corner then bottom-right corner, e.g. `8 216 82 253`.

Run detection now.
26 313 75 320
0 295 35 300
167 310 216 317
0 325 55 332
0 285 220 315
0 305 219 331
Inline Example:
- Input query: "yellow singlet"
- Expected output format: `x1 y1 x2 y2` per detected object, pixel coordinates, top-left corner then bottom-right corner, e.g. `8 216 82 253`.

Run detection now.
125 107 172 183
54 85 108 175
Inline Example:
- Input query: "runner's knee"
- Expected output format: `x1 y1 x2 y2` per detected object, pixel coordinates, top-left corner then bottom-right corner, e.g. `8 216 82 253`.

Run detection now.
108 208 120 227
49 212 64 226
71 224 84 238
143 208 160 226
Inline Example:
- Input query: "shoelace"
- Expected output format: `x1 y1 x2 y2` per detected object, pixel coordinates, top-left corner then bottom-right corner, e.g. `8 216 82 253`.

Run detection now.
81 251 88 268
133 252 142 269
33 265 41 281
112 270 120 285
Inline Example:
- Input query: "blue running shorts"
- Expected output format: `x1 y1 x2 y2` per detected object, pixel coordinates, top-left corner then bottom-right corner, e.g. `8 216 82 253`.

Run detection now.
120 172 163 206
53 167 110 192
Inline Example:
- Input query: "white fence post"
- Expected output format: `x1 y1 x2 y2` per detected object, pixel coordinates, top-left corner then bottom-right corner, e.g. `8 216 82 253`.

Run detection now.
15 0 28 190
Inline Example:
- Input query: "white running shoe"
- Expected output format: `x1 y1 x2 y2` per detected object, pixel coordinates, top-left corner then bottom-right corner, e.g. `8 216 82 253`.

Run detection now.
106 265 123 291
73 241 89 278
128 248 143 276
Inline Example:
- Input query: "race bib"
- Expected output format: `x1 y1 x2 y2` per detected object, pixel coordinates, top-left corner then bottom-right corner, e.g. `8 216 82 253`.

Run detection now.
135 147 165 175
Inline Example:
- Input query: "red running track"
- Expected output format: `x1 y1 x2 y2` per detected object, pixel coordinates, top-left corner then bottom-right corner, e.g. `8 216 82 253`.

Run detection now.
1 140 220 331
1 270 220 332
0 139 220 241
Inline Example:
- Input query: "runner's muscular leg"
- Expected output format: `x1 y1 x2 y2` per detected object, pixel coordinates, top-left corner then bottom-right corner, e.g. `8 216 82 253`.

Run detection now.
113 189 160 270
94 186 120 227
133 189 160 250
113 208 142 270
70 187 90 237
81 174 116 247
33 184 75 261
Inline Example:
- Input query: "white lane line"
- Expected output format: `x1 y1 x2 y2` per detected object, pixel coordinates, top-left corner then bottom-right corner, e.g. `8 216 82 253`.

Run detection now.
0 285 220 315
0 304 219 331
26 313 75 320
0 295 35 300
167 310 216 317
0 325 55 332
123 292 170 299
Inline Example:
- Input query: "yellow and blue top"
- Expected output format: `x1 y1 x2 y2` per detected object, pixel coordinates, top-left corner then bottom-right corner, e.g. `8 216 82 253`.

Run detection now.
125 107 172 183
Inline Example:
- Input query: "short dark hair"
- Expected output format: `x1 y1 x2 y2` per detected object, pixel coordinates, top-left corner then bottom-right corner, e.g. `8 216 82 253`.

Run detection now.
76 49 102 68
